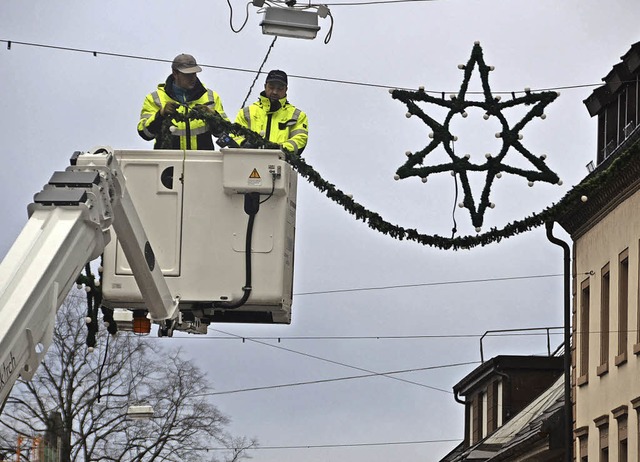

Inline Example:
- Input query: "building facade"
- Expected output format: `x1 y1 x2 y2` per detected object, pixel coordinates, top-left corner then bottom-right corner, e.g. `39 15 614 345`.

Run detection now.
558 41 640 462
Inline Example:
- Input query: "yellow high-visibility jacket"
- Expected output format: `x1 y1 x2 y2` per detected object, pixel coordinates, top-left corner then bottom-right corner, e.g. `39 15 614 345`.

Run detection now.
138 76 230 150
234 94 308 154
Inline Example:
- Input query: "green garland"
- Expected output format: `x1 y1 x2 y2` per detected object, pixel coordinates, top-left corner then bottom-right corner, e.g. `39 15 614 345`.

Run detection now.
160 107 563 250
151 42 627 251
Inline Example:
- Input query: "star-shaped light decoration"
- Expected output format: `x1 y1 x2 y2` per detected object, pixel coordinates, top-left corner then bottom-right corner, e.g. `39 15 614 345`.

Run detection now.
391 41 561 231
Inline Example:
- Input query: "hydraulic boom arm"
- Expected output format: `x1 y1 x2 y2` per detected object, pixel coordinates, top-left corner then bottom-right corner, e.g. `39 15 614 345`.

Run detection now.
0 147 178 407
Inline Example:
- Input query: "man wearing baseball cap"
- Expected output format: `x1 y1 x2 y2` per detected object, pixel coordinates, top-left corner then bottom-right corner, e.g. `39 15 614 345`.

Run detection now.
233 69 308 154
138 53 231 150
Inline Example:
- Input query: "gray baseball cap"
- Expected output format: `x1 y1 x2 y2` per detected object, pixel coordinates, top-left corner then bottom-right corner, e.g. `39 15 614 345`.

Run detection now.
171 54 202 74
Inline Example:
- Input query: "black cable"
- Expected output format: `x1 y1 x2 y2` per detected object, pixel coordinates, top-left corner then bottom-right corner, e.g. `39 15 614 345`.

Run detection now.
240 36 278 108
226 0 252 33
213 193 260 309
259 172 278 204
95 333 110 403
450 139 458 238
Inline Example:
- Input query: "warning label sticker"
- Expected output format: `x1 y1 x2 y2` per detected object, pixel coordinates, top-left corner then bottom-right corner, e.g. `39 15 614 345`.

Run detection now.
248 168 262 186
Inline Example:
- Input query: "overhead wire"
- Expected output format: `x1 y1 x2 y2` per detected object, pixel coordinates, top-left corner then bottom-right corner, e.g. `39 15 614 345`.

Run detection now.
240 36 278 108
210 327 454 393
0 39 603 95
146 329 563 341
294 272 563 296
195 360 480 396
110 437 462 450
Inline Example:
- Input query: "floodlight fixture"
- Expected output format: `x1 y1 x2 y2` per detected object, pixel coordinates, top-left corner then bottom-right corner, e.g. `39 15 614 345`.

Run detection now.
260 6 321 40
126 404 154 420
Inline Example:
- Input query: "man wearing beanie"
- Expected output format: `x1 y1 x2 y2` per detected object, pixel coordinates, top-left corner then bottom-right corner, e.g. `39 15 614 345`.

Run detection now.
234 69 308 154
138 53 231 150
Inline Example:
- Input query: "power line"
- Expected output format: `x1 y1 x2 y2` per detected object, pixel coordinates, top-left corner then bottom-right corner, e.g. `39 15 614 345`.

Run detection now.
294 272 563 296
215 438 461 450
154 329 563 342
112 437 461 450
210 327 454 393
196 360 480 396
0 39 602 95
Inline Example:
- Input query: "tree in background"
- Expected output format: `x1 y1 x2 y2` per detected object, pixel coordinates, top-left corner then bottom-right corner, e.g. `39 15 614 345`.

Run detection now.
0 295 257 462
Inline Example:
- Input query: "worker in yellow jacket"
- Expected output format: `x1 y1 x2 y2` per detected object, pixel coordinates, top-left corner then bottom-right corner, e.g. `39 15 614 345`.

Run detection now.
234 70 308 154
138 54 230 150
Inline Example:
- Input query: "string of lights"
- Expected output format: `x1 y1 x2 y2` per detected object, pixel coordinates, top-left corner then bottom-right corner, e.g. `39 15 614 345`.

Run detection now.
0 39 602 95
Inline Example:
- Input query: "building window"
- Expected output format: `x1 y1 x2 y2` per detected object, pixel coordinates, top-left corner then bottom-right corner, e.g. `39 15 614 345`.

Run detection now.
598 264 610 376
579 278 591 385
594 414 609 462
636 241 640 355
472 392 483 444
617 249 629 365
597 75 640 163
481 391 488 438
634 398 640 460
575 426 589 462
613 405 628 462
486 380 500 434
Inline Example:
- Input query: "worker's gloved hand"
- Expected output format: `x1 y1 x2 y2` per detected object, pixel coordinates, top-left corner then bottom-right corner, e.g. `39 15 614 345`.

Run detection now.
280 142 298 155
160 101 179 117
195 104 215 115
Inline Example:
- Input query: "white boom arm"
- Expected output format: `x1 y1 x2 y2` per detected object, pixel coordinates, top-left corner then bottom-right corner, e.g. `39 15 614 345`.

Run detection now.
0 147 179 407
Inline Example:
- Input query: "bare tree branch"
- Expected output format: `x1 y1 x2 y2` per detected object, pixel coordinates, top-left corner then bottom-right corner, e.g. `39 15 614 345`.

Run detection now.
0 294 257 462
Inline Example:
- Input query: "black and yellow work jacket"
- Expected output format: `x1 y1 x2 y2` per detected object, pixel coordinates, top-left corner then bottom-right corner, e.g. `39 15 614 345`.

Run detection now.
138 75 230 150
233 93 308 154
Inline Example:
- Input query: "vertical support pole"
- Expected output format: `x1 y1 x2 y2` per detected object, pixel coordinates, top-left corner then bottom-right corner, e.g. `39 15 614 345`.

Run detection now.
545 221 572 462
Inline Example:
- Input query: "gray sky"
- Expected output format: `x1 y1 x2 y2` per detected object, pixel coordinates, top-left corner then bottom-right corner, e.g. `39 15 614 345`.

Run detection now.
1 1 639 461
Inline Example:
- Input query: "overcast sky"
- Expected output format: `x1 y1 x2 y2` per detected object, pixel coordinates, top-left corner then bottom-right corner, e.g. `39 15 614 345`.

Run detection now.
1 1 640 461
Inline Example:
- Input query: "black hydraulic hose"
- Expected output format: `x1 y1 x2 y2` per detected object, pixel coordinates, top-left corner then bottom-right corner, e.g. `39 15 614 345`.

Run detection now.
213 192 260 309
545 221 572 462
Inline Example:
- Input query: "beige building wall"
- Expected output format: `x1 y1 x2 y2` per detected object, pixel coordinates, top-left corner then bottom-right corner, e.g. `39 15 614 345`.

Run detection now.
574 188 640 461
